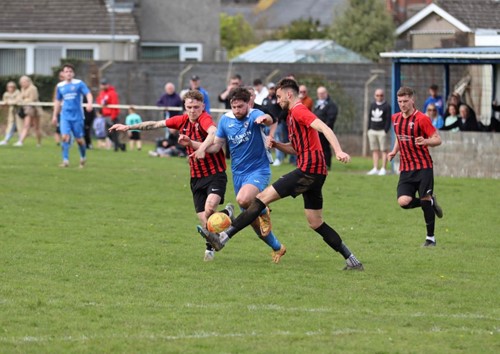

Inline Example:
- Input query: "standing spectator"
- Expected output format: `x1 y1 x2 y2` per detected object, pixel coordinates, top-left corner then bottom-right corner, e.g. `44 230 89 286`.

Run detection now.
0 81 21 145
189 75 211 114
263 83 286 166
97 78 125 151
198 78 364 271
367 88 391 175
156 82 182 119
425 103 444 129
52 63 93 168
313 86 338 170
441 103 460 132
125 106 142 151
218 74 242 109
423 84 444 117
83 95 96 149
388 86 443 247
299 85 314 111
15 76 43 147
253 78 268 105
109 90 232 262
183 87 287 263
93 109 110 149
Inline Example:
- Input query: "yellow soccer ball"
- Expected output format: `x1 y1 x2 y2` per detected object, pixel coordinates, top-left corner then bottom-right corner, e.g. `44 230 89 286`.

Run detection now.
207 212 232 233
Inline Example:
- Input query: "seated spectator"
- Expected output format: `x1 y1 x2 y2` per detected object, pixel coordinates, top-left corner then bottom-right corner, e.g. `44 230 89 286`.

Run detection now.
425 103 444 129
441 103 460 132
148 131 186 158
442 104 479 131
156 82 182 119
491 100 500 132
423 84 444 117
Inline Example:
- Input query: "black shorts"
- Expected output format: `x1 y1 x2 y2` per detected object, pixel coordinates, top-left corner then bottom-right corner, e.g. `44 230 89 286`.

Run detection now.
129 131 141 140
397 168 434 199
190 171 227 213
272 168 326 210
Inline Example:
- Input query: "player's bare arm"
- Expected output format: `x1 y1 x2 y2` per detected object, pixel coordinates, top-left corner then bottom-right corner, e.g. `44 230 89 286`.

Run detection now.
85 93 93 112
191 125 217 159
52 100 61 125
310 118 350 163
388 141 400 161
273 141 296 155
109 120 164 132
415 131 442 147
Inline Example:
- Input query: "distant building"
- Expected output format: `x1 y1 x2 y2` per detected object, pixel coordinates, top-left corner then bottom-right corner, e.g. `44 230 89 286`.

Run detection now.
0 0 220 75
232 40 371 63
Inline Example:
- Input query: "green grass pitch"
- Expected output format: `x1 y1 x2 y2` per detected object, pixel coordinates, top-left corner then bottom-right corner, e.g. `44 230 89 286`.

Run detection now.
0 141 498 353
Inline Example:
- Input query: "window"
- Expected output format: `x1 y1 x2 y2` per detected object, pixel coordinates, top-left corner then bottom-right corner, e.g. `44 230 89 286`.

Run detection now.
66 49 94 61
141 43 202 61
35 47 63 75
0 49 26 76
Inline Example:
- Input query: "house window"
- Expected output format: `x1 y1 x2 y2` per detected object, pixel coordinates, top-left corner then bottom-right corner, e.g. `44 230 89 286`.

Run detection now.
35 47 63 75
0 49 26 76
66 49 94 61
141 43 202 61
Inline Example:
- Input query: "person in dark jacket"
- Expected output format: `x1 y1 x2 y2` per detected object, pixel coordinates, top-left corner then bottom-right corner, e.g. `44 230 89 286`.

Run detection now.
313 86 338 170
156 82 183 119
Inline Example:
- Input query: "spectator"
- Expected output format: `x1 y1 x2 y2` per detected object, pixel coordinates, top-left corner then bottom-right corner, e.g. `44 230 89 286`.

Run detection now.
441 103 460 132
253 78 268 105
263 82 286 166
313 86 338 170
52 63 93 168
423 84 444 117
97 78 125 151
299 85 314 111
491 101 500 132
445 92 477 123
441 104 479 131
93 109 110 149
218 74 242 109
425 103 444 129
148 133 187 158
0 81 21 146
125 106 142 151
156 82 182 119
190 75 211 113
366 88 391 175
15 76 43 147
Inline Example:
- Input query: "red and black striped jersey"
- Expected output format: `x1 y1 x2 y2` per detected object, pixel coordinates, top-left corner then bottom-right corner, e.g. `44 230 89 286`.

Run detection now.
392 110 436 171
288 103 328 175
166 112 226 178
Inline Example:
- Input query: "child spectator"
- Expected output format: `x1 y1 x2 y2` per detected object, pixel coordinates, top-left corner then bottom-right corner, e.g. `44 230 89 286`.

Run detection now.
148 131 186 158
93 109 110 149
125 106 142 151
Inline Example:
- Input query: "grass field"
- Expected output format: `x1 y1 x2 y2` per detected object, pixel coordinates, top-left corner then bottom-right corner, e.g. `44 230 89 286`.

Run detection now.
0 141 498 353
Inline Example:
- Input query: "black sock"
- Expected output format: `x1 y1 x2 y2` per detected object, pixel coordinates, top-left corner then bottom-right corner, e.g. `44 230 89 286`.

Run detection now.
402 198 421 209
314 222 351 259
421 200 435 236
225 198 266 238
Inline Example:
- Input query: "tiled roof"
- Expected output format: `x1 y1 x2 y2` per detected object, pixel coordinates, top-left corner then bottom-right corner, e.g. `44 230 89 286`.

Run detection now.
232 40 371 63
0 0 138 36
436 0 500 30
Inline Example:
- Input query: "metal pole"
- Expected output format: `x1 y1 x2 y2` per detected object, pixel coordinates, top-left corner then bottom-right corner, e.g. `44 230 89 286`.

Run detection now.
110 0 115 61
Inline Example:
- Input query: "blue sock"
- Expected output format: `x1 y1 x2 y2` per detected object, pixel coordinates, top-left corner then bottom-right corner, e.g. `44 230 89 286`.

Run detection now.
259 231 281 251
78 143 86 159
62 141 70 161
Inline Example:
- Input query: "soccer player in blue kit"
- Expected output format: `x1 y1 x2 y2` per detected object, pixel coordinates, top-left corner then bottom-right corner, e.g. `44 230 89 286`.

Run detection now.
52 63 93 168
180 87 287 263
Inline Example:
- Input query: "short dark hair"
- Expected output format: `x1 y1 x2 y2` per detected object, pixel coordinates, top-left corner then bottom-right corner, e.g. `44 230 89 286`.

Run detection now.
429 84 439 91
229 87 251 103
276 78 299 94
397 86 415 97
62 63 75 72
253 78 262 86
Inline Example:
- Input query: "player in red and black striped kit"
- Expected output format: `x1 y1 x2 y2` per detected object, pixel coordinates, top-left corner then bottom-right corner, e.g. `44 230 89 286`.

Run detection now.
109 90 233 261
199 78 363 270
388 86 444 247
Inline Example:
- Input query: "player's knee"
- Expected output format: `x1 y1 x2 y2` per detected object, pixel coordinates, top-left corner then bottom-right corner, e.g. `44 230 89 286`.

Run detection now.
398 196 412 209
236 195 251 209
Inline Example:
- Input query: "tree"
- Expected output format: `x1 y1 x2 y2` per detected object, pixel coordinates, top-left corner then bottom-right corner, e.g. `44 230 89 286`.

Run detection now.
274 18 328 40
330 0 395 61
220 13 256 59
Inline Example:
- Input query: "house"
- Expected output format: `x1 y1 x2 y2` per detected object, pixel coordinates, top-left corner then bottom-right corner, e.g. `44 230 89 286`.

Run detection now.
395 0 500 50
0 0 220 76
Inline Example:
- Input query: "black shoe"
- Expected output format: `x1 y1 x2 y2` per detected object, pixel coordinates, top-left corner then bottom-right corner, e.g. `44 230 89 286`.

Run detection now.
422 239 436 247
432 195 443 218
120 144 126 152
196 225 224 251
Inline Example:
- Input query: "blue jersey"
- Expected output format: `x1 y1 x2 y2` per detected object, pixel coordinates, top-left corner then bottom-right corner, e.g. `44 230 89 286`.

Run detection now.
216 108 272 176
56 79 90 121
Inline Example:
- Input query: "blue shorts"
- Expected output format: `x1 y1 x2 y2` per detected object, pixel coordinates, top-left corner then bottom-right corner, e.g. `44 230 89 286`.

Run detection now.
60 119 84 138
233 170 271 196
